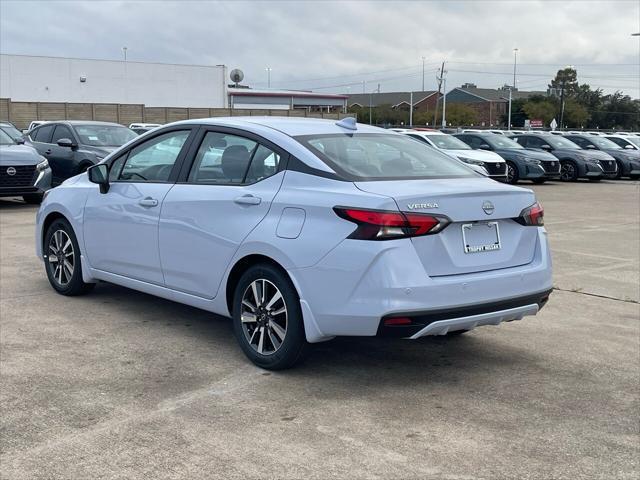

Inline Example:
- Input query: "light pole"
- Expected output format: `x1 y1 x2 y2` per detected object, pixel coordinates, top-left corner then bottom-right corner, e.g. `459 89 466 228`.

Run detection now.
265 67 272 88
122 46 128 62
507 48 518 131
422 56 425 91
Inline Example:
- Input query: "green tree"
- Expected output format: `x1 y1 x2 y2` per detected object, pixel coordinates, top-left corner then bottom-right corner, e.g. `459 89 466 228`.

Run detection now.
522 100 556 126
549 67 579 96
562 100 589 128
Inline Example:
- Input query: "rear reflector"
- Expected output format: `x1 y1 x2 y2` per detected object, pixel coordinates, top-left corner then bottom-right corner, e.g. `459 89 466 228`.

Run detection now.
334 207 450 240
383 317 413 326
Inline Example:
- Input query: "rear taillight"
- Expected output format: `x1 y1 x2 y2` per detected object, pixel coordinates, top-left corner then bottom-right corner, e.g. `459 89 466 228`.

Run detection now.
515 202 544 226
334 207 450 240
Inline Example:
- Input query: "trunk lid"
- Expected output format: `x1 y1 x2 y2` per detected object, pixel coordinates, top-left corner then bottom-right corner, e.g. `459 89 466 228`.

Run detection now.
355 178 539 276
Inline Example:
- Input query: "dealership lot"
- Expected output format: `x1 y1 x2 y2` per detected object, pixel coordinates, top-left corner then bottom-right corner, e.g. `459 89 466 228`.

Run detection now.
1 181 638 479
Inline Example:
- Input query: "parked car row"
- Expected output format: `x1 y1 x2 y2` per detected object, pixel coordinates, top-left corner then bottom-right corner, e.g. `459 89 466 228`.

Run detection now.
395 128 640 184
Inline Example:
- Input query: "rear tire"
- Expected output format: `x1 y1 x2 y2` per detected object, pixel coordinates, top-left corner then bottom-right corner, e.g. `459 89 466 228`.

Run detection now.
23 193 43 204
44 218 95 296
232 263 308 370
505 161 519 184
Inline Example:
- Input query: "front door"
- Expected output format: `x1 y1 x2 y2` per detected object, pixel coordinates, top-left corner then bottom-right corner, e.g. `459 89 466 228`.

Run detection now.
159 130 286 298
83 129 193 285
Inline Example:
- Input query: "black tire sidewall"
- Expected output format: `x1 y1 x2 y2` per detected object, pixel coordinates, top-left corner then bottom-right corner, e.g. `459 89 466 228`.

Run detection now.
561 160 578 181
232 264 307 370
23 193 44 204
506 161 519 184
44 219 92 296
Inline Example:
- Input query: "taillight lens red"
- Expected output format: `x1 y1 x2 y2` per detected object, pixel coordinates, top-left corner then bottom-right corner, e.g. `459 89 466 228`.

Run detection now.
516 202 544 226
334 207 450 240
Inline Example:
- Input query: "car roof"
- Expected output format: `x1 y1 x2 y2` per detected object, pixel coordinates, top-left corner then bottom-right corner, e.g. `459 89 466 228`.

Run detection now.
168 116 386 136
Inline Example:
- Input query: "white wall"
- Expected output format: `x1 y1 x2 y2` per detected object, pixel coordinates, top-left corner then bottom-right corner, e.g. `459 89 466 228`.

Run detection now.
0 54 228 108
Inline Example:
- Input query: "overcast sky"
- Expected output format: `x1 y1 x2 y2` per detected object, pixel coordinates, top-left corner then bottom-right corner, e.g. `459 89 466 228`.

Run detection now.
1 0 639 97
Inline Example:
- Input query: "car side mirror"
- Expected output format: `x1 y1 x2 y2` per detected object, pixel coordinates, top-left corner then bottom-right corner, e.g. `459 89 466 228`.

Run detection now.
479 144 492 151
624 144 636 150
88 164 109 193
585 144 596 150
14 138 25 145
57 138 77 149
540 144 552 151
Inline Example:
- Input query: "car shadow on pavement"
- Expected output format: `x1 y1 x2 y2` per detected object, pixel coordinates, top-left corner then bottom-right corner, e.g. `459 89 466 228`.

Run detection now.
88 281 542 390
0 198 38 210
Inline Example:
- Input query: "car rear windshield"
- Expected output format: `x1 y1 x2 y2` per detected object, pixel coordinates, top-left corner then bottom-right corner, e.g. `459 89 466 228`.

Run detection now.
423 134 471 150
75 124 138 147
296 133 477 180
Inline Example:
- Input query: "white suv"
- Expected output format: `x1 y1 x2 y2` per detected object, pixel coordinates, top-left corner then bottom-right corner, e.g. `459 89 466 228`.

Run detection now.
398 130 507 181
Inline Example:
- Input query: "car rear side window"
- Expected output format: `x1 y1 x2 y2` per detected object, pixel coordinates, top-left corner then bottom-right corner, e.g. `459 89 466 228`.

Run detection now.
296 133 475 180
118 130 190 182
32 124 55 143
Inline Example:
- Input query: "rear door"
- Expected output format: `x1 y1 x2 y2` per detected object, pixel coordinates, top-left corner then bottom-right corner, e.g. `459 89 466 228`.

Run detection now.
158 128 286 299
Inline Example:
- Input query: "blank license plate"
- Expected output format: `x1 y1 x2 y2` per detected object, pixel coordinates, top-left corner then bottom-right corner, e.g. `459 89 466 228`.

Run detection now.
462 221 501 254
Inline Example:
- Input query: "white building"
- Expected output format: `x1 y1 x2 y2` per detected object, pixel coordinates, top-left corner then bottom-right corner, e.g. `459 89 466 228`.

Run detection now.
228 87 347 112
0 54 228 108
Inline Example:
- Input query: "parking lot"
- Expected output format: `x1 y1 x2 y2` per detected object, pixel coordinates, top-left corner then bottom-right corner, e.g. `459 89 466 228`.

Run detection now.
0 180 638 479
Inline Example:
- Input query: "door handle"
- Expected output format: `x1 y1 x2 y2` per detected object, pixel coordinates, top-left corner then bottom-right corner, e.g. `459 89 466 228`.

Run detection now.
138 197 159 207
234 195 261 206
44 149 52 155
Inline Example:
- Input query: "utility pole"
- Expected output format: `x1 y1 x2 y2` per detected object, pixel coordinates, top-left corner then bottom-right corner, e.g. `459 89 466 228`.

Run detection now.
362 80 365 94
433 61 445 127
441 76 447 128
369 84 380 125
122 46 128 62
507 48 518 131
409 91 413 127
265 67 272 88
421 56 425 91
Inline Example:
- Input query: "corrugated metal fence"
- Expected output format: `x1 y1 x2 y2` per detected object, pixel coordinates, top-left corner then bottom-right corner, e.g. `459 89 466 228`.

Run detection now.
0 98 352 130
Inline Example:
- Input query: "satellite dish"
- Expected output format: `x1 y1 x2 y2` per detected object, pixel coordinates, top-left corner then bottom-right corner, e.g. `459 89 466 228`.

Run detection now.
230 69 244 86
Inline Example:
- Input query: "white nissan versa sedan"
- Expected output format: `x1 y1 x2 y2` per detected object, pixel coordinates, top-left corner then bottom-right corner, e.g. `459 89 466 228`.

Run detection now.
36 117 553 369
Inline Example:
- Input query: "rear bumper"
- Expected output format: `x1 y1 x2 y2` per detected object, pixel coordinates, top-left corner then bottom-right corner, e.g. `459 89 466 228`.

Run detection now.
291 228 553 342
377 289 551 338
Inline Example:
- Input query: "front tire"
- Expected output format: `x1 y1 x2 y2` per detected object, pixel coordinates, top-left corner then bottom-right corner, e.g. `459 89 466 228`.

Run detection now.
532 178 547 184
44 219 95 296
232 264 308 370
560 161 578 182
23 193 44 204
505 161 519 184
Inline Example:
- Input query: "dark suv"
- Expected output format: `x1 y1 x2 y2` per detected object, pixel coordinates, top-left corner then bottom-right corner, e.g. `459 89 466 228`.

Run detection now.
563 134 639 180
26 121 137 185
512 134 617 182
454 132 560 184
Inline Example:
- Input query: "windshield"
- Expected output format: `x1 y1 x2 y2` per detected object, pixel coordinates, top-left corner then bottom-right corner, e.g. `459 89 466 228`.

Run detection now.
75 124 138 147
625 137 640 147
0 124 23 141
296 133 477 180
591 137 622 149
484 135 523 149
423 134 471 150
0 130 14 145
545 136 581 149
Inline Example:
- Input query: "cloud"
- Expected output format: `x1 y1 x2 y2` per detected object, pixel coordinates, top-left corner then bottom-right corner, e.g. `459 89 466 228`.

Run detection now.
1 0 638 96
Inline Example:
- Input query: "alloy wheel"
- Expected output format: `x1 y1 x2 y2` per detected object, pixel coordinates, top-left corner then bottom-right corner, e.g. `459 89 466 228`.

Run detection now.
560 162 575 181
240 279 288 355
506 164 516 183
48 230 75 286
